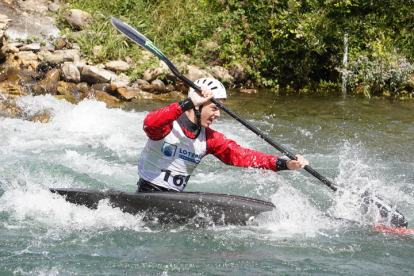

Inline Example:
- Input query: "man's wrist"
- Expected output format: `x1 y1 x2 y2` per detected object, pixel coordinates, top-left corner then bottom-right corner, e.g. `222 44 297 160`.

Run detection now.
276 156 290 170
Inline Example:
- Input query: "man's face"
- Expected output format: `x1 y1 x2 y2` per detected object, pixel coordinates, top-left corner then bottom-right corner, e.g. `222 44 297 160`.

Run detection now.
200 100 224 128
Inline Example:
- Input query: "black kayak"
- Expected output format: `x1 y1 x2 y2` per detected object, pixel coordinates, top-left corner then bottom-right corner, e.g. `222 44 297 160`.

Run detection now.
50 188 275 225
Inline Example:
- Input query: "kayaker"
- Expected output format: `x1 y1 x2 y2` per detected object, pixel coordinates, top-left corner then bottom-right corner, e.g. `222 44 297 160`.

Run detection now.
137 78 309 192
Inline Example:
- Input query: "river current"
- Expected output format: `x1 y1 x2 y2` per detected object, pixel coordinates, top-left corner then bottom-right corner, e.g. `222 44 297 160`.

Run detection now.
0 91 413 275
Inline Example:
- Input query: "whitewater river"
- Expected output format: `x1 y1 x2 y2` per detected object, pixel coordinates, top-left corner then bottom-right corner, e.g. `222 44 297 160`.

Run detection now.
1 91 413 275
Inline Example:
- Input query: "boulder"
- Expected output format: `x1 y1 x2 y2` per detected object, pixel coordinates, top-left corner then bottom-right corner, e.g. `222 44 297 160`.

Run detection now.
62 63 81 83
81 65 115 84
105 60 130 72
63 9 92 30
182 65 213 81
111 73 131 89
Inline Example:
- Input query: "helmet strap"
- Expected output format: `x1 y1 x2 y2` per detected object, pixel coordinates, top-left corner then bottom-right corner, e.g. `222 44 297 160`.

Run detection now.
194 105 203 131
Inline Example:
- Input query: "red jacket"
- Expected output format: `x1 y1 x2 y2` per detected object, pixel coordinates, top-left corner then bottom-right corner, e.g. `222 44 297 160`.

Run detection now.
143 102 280 172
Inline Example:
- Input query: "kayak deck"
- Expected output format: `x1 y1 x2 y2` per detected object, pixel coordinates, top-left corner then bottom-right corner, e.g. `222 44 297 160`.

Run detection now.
50 188 276 225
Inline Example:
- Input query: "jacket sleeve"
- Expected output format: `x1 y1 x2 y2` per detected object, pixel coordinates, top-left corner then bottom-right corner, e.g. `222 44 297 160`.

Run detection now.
205 128 280 172
143 102 183 140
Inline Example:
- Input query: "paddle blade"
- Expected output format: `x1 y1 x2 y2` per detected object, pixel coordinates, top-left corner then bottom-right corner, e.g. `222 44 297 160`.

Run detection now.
111 17 181 78
361 192 408 228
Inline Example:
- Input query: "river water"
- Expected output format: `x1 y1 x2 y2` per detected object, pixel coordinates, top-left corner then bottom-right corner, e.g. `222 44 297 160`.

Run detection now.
0 91 413 275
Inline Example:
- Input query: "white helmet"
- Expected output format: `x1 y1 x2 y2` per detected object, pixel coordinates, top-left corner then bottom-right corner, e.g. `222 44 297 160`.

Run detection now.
188 78 227 99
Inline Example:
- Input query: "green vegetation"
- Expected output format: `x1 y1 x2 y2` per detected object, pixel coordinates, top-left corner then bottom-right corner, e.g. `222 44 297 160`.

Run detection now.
59 0 414 97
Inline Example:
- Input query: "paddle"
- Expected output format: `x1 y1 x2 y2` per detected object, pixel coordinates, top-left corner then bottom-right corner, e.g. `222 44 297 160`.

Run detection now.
111 17 408 228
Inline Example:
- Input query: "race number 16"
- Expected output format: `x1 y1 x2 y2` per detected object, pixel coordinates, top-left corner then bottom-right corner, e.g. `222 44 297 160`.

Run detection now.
161 169 190 187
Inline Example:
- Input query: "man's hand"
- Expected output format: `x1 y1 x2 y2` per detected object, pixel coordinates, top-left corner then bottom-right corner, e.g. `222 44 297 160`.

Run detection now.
190 86 214 107
287 154 309 170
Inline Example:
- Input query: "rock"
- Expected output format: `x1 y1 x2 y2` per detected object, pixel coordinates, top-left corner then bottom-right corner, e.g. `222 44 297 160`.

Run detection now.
6 68 36 82
55 38 66 50
63 9 92 30
105 60 130 72
117 87 141 100
57 81 77 97
2 43 23 54
208 66 234 83
0 81 27 98
81 65 115 84
91 83 113 93
92 45 103 58
132 91 186 102
76 82 90 93
182 65 213 81
48 3 61 12
45 68 61 82
28 109 53 124
142 61 169 81
228 63 249 83
151 79 165 90
85 90 120 108
130 79 150 88
61 63 81 83
0 100 24 118
19 43 41 52
111 73 131 89
38 49 81 64
15 51 39 70
240 88 258 94
38 79 58 95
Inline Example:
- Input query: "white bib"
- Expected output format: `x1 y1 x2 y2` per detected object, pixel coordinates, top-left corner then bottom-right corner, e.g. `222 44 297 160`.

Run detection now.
138 121 207 191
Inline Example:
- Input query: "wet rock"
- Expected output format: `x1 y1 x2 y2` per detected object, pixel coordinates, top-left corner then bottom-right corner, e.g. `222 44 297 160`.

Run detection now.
240 88 258 94
38 79 58 95
76 82 90 93
0 81 27 98
132 91 186 102
105 60 130 72
45 68 61 82
28 109 53 124
81 65 115 84
61 63 81 83
0 100 24 117
0 71 7 82
63 9 92 30
57 81 77 97
174 80 189 93
15 51 39 70
6 68 40 82
85 90 120 108
24 82 48 96
91 83 113 93
117 87 141 100
37 61 60 73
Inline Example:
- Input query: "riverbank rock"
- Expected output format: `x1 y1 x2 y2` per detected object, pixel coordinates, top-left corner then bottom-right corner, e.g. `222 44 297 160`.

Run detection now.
62 9 92 30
